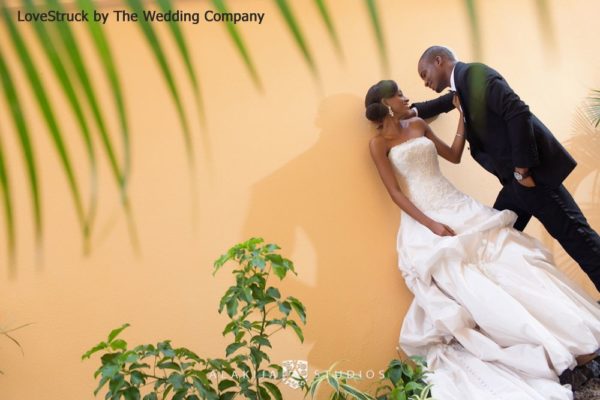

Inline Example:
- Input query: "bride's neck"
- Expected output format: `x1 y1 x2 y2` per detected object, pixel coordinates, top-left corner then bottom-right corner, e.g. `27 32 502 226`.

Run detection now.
381 116 410 135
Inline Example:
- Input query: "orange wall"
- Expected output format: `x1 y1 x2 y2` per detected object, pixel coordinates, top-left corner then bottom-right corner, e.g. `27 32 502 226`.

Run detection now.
1 0 599 398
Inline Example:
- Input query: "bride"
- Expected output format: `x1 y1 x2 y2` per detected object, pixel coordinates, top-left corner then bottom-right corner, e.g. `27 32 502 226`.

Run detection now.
365 79 600 399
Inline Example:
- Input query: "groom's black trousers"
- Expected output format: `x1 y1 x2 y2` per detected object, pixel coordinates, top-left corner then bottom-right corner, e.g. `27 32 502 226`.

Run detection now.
494 180 600 291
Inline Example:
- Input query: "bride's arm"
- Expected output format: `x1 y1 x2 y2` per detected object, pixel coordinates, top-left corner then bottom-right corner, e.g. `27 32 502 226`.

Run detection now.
422 95 466 163
369 138 455 236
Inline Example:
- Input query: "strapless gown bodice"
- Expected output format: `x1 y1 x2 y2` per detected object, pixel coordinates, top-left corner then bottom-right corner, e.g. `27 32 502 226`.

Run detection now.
388 136 468 212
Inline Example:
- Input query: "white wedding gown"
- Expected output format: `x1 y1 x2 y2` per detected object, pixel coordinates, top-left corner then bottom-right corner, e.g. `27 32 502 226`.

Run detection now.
390 136 600 400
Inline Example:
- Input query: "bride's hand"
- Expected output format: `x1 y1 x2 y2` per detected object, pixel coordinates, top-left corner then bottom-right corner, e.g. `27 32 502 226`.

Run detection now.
428 221 456 237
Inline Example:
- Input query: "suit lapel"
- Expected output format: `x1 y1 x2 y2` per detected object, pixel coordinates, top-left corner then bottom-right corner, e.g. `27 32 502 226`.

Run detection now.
453 62 483 150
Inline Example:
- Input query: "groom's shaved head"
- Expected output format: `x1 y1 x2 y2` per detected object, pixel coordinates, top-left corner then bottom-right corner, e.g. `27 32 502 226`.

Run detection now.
419 46 457 64
417 46 456 93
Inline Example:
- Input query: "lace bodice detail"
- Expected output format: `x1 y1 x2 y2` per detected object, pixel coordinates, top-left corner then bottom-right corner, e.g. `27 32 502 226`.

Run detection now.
388 136 468 211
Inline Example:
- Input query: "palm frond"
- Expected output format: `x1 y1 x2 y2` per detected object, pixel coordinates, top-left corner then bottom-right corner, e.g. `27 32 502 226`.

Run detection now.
50 0 140 251
157 0 213 170
364 0 389 77
0 1 89 252
463 0 482 60
534 0 556 54
0 127 15 271
24 0 99 244
76 0 131 184
313 0 343 61
211 0 263 90
0 39 42 266
274 0 320 81
125 0 194 167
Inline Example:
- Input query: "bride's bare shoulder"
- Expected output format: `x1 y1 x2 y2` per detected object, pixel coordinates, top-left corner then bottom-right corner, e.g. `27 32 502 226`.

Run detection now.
369 136 388 155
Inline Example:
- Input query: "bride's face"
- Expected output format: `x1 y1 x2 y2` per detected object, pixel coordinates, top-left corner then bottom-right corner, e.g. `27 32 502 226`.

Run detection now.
383 90 410 114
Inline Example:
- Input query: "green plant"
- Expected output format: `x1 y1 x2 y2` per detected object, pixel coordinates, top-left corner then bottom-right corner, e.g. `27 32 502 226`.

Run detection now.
296 361 375 400
294 356 435 400
374 357 433 400
83 237 307 399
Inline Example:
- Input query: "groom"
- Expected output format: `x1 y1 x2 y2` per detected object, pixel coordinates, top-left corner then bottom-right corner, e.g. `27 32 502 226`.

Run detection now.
409 45 600 291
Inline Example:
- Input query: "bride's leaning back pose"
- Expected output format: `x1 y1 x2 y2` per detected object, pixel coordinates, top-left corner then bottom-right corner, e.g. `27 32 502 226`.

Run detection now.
366 79 600 400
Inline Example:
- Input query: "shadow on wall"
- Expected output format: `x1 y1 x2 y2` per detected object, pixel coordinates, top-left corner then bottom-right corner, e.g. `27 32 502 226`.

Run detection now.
242 94 413 368
543 109 600 298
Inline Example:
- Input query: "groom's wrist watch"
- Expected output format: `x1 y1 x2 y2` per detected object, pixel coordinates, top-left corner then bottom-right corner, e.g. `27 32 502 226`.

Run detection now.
513 168 532 181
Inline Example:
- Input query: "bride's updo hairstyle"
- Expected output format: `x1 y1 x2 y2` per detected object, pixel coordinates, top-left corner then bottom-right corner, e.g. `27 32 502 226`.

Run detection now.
364 80 398 127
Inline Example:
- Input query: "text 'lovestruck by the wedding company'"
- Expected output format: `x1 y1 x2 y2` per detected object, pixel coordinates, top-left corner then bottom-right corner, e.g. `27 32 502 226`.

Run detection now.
15 9 265 25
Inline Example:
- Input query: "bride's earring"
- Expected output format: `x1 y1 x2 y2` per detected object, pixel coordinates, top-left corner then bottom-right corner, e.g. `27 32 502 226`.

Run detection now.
387 105 394 117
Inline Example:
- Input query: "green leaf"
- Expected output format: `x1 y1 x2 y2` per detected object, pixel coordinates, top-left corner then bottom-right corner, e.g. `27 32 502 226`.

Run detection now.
82 341 108 360
226 298 239 318
225 342 246 357
250 335 271 348
241 287 253 303
168 373 187 391
340 383 373 400
157 361 181 371
251 256 266 269
0 106 16 269
156 0 207 130
143 393 158 400
0 41 41 264
266 287 281 300
219 392 236 400
258 385 270 400
158 341 176 357
108 373 126 393
122 386 141 400
50 0 139 251
264 244 280 252
100 364 120 379
108 324 131 343
93 375 110 396
286 320 304 343
278 301 291 315
173 389 187 400
130 370 146 386
462 0 482 60
288 297 307 324
273 0 318 80
404 381 423 394
0 3 89 247
313 0 343 60
25 0 100 242
211 0 262 89
124 0 196 218
110 339 128 351
327 374 340 391
218 379 237 392
390 387 407 400
364 0 389 77
262 381 282 400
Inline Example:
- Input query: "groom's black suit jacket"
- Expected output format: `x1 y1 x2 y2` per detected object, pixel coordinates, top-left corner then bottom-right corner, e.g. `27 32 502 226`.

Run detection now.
412 61 576 188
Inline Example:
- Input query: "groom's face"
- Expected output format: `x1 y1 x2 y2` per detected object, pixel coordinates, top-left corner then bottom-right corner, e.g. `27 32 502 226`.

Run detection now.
418 58 448 93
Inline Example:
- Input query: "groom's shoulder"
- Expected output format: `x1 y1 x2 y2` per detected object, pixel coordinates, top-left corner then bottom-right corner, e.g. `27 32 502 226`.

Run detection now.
463 62 502 78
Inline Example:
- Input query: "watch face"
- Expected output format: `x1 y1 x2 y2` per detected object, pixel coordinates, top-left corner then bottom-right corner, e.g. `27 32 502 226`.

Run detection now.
514 171 523 180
